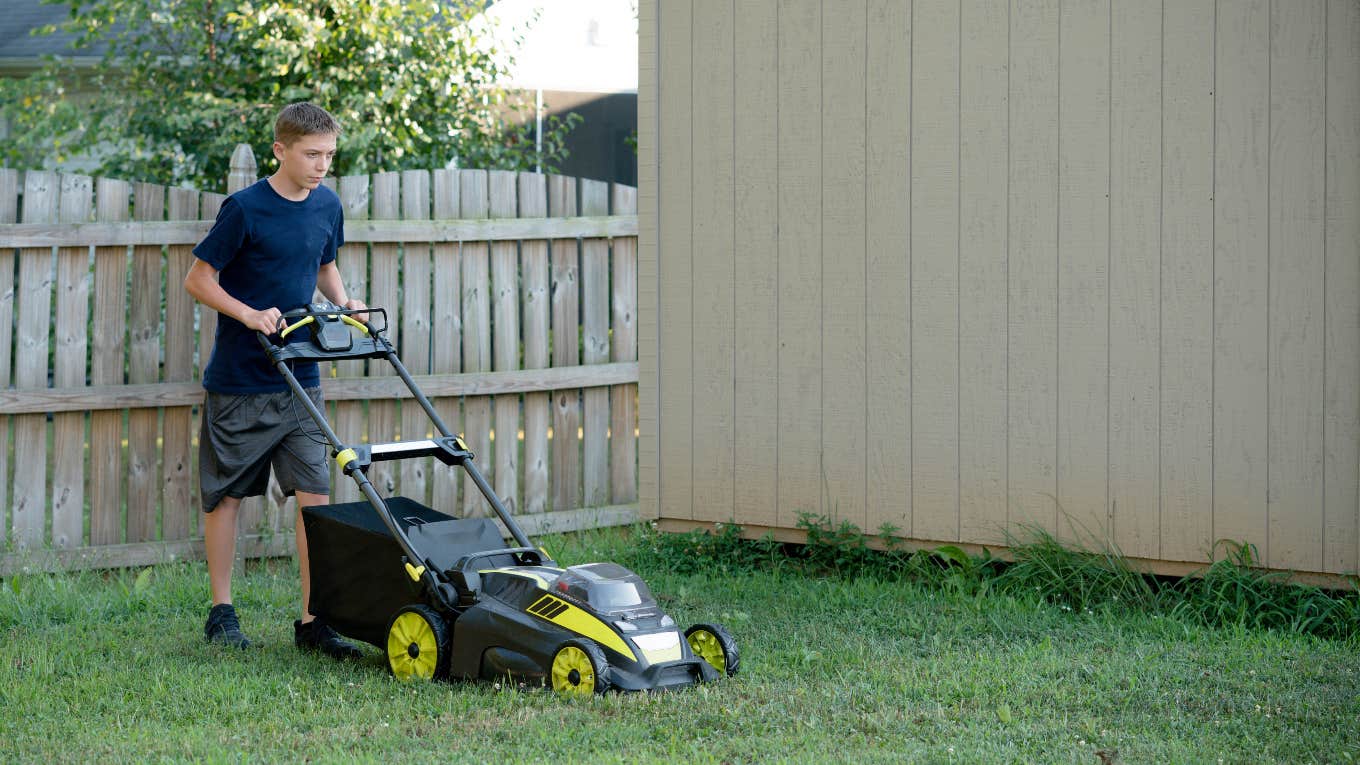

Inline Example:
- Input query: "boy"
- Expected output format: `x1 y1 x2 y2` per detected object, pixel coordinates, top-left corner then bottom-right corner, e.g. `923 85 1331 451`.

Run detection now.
185 102 366 658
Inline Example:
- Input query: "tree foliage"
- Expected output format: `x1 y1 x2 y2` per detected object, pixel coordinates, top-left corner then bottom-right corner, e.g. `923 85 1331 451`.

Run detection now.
1 0 578 190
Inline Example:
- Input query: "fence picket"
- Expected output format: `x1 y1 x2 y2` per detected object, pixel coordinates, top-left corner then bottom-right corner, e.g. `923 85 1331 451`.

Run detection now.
52 174 92 548
490 170 520 514
90 179 130 544
0 169 17 547
518 174 550 515
581 179 610 506
610 184 639 503
128 183 164 542
13 171 58 548
430 169 462 510
460 170 492 517
549 175 581 513
163 188 199 540
368 172 402 498
400 170 433 505
334 175 370 503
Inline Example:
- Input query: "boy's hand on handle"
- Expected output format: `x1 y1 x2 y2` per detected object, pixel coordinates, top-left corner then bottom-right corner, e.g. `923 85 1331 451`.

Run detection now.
241 306 284 335
342 298 369 325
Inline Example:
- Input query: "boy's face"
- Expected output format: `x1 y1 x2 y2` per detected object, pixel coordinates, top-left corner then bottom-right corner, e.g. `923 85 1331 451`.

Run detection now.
272 132 338 195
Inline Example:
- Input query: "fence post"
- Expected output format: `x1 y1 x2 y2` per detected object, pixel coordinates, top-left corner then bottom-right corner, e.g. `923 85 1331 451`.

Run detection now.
228 143 257 194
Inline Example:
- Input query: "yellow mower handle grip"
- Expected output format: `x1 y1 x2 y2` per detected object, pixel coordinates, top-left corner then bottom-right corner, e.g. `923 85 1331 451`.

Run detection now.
340 314 371 335
278 315 315 339
278 312 370 340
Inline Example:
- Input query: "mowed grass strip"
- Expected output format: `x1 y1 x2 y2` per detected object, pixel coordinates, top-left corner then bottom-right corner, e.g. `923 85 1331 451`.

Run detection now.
2 527 1357 764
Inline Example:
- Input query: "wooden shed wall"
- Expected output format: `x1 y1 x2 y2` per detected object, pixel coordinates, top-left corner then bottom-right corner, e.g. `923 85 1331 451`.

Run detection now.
639 0 1360 576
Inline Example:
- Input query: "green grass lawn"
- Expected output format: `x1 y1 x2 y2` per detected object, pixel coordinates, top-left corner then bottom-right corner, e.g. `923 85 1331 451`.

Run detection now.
2 527 1357 764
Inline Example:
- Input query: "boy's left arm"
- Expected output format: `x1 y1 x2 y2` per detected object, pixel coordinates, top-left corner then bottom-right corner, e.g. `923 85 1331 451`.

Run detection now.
316 261 367 320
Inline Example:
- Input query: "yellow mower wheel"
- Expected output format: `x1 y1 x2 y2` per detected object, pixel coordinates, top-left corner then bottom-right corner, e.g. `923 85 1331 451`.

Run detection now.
549 638 610 696
386 605 448 682
685 622 740 678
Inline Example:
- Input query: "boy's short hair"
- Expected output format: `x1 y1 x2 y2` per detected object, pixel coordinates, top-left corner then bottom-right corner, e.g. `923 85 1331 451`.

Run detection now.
274 102 341 146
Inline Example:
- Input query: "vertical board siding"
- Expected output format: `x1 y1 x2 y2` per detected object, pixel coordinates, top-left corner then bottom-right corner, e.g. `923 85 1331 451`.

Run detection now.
658 0 695 523
733 0 781 529
1057 0 1111 545
776 0 823 526
1324 0 1360 574
866 0 913 540
1108 0 1162 560
1213 0 1271 558
13 171 57 547
1007 0 1060 534
958 0 1007 546
611 185 640 504
548 174 581 513
1160 0 1215 564
489 170 521 513
163 187 199 542
1268 1 1327 570
638 0 660 521
911 0 961 541
461 170 493 517
580 179 611 509
334 174 371 504
822 0 869 532
518 173 550 514
692 0 736 524
430 169 462 511
0 169 17 547
644 0 1360 576
368 172 402 500
91 179 130 544
400 170 433 506
52 174 92 549
128 183 165 543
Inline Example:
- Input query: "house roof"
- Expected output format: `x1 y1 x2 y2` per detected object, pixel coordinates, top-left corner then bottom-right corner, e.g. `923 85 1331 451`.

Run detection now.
0 1 96 62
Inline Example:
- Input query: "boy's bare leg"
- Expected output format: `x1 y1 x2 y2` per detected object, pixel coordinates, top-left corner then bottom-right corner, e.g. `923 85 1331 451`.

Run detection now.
293 491 360 659
204 496 242 605
294 491 328 624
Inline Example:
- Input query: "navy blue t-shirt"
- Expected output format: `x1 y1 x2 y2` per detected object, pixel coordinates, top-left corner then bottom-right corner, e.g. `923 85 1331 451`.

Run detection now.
193 179 344 393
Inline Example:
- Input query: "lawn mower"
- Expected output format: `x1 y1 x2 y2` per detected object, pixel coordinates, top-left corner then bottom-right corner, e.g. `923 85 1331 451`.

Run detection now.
256 303 739 694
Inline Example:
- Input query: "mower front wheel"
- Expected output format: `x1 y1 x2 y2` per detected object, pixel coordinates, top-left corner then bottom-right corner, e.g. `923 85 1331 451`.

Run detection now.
386 604 449 682
685 622 740 678
549 638 611 697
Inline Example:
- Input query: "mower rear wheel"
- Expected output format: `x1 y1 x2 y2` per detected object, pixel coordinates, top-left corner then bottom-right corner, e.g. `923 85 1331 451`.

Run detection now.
549 638 610 696
386 605 449 682
685 623 740 678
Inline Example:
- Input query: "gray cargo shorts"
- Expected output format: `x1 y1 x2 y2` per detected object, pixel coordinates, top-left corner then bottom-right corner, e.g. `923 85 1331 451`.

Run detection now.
199 387 330 513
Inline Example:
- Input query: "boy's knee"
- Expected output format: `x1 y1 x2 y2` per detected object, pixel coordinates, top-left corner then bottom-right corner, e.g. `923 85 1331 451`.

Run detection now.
209 495 243 515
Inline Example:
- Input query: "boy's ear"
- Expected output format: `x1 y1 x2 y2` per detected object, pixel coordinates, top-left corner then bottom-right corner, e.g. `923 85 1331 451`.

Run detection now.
272 141 286 162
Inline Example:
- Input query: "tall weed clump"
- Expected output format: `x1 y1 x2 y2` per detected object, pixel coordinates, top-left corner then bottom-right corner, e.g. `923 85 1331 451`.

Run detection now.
1167 541 1360 640
994 525 1159 613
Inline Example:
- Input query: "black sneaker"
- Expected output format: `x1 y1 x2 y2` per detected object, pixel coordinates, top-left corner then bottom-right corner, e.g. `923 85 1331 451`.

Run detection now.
295 618 362 660
204 603 251 649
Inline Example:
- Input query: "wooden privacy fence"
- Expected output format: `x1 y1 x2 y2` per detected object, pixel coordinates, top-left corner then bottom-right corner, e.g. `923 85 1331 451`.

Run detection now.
0 152 640 574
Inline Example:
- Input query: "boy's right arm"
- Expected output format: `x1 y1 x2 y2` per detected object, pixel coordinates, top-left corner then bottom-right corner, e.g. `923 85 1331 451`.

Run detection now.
184 258 283 335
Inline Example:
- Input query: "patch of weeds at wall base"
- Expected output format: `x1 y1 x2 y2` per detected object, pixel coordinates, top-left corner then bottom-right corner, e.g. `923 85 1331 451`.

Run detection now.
637 515 1360 642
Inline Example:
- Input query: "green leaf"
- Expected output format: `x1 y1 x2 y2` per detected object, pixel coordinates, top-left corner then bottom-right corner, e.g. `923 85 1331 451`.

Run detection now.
931 545 971 567
134 567 153 594
996 704 1013 724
